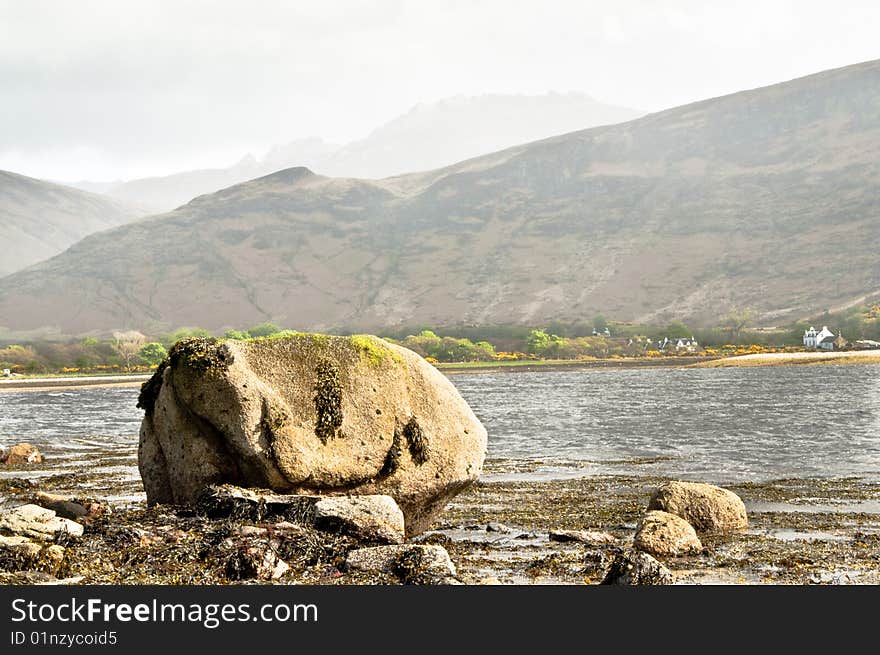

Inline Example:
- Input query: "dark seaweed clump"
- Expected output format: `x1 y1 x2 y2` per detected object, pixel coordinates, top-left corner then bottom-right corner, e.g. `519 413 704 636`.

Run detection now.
136 359 167 413
138 338 232 414
403 417 429 465
380 425 403 477
393 549 433 584
313 358 343 444
168 337 229 372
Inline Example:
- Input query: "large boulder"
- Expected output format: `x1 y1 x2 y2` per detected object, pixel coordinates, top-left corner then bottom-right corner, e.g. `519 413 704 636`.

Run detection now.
633 510 702 557
138 335 488 536
647 481 748 535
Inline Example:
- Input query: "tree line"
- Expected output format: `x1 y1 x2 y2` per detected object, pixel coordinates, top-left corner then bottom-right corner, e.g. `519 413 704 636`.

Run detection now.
2 303 878 374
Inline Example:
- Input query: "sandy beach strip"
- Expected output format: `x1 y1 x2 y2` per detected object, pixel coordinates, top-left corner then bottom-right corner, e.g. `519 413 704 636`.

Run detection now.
0 374 151 392
692 349 880 368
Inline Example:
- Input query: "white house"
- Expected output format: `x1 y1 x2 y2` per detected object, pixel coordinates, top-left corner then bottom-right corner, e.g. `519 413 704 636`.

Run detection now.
803 326 835 350
657 336 700 352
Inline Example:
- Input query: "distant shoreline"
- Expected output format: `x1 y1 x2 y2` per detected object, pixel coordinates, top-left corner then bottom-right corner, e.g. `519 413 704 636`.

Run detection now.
692 349 880 368
2 350 878 390
436 356 718 374
0 374 150 392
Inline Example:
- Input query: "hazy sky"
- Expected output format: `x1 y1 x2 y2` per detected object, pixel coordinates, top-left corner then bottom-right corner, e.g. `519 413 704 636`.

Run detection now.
2 0 879 182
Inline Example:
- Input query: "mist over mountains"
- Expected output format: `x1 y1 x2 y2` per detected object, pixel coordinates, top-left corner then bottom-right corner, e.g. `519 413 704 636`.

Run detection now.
70 93 643 214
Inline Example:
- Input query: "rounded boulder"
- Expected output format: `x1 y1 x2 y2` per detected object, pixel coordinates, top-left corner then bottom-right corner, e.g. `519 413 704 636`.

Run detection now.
648 481 748 535
137 335 488 536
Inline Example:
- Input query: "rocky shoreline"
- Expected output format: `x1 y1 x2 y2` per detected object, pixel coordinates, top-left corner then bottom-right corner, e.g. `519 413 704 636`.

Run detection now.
2 459 878 585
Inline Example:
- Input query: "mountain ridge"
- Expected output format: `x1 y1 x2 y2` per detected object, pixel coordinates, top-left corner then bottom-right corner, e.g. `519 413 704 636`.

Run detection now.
2 59 879 337
69 93 643 213
0 170 142 277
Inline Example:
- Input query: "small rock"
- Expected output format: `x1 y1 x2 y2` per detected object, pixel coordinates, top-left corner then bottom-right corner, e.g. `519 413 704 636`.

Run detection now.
0 504 84 542
40 545 67 573
4 443 43 466
486 522 512 533
633 511 703 557
233 525 269 538
549 529 616 545
313 495 405 544
648 481 748 535
601 550 673 585
810 571 854 585
0 535 43 559
225 539 289 581
346 545 457 581
196 485 319 522
33 492 110 523
34 492 89 520
269 521 310 538
477 576 503 585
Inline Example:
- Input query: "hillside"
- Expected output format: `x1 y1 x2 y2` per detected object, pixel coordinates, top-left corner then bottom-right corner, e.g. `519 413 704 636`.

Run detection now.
0 171 141 277
1 59 879 336
74 94 642 213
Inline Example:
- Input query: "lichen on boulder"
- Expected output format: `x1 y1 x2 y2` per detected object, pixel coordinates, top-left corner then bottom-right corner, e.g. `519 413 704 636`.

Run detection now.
138 334 488 536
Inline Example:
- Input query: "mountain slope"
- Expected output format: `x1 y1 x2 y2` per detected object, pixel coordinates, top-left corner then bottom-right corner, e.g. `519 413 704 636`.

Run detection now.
0 171 141 277
2 59 879 335
73 94 642 213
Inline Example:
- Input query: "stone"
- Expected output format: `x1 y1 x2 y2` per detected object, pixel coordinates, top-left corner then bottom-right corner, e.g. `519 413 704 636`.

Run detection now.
346 544 457 580
601 550 674 585
0 504 84 542
314 495 405 544
0 535 43 559
225 539 289 581
34 492 89 520
233 525 269 538
4 443 43 465
199 485 404 542
549 529 616 545
33 492 109 523
138 335 487 536
633 511 703 557
196 485 320 522
648 481 748 534
477 576 503 585
40 545 67 572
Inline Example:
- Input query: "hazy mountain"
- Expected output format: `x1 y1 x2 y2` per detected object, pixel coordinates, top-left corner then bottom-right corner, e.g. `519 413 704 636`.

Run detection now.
0 170 141 277
2 59 879 336
73 94 643 213
90 155 269 215
319 92 644 179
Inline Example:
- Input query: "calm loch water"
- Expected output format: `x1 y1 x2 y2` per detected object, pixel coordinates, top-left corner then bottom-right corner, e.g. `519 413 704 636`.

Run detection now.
1 365 879 487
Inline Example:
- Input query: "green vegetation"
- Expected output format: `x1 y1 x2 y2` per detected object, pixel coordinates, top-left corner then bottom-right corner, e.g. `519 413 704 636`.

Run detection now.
350 334 401 366
387 330 495 363
3 302 878 376
139 342 168 366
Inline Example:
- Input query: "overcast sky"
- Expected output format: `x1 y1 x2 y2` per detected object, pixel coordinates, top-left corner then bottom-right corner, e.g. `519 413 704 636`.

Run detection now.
1 0 878 182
